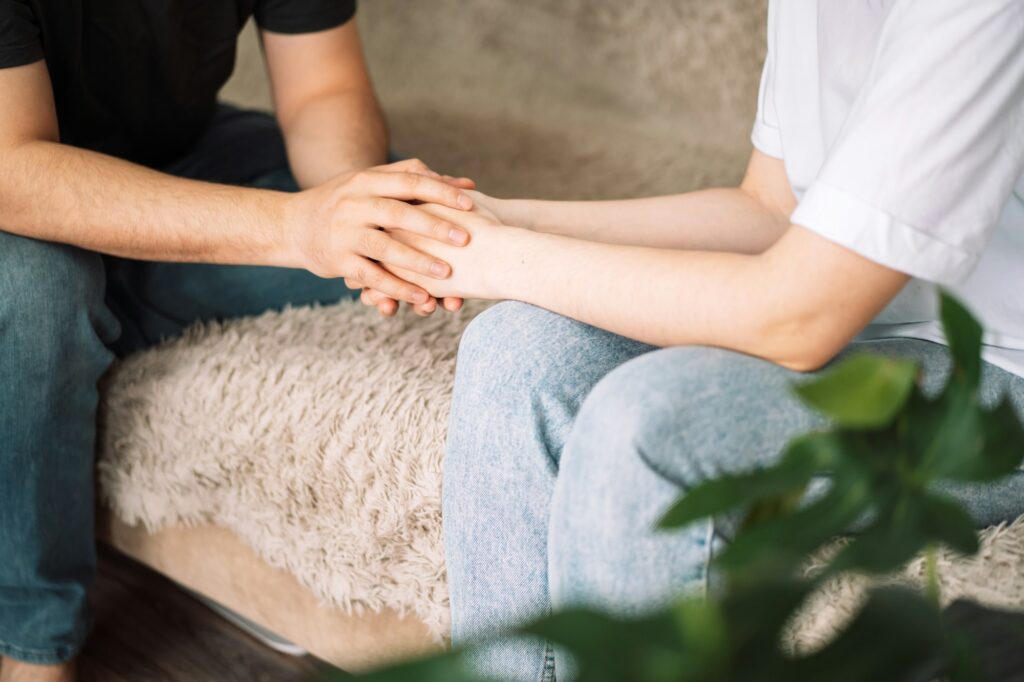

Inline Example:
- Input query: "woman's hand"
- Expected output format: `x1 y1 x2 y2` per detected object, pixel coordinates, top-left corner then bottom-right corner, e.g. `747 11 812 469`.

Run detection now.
355 190 508 316
381 204 519 300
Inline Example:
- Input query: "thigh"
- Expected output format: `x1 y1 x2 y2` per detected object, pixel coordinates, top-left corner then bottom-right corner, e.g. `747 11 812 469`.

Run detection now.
444 301 653 675
563 338 1024 532
158 104 293 186
105 259 356 355
548 338 1024 621
106 105 357 355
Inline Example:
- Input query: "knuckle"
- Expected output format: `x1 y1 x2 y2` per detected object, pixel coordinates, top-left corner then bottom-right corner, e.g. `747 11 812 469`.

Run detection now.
370 197 391 216
403 172 423 190
387 201 408 224
359 230 388 258
432 220 451 239
354 264 375 286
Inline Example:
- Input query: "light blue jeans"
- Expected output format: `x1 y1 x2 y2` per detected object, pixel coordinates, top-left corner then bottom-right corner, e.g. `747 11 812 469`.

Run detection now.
443 301 1024 682
0 106 357 664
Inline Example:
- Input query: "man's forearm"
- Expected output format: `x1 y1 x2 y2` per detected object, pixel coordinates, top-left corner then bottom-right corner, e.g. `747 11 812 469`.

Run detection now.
0 140 293 265
281 90 388 189
501 187 788 254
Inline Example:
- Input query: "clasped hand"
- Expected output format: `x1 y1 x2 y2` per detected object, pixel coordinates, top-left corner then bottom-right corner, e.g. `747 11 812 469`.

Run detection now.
283 158 479 310
288 159 504 317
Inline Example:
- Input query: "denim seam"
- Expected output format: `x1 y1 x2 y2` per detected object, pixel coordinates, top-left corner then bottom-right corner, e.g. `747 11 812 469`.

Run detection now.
540 642 557 682
0 637 83 666
702 517 716 599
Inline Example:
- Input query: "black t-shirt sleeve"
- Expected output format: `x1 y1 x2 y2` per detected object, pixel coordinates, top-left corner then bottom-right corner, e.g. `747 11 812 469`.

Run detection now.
254 0 357 35
0 0 44 68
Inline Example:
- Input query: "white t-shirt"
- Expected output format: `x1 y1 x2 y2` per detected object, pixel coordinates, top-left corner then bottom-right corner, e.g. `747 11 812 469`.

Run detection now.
753 0 1024 377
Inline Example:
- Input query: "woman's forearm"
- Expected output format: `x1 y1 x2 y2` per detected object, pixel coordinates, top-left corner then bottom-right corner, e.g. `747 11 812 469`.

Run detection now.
497 150 795 253
502 187 787 253
489 226 906 371
496 227 770 347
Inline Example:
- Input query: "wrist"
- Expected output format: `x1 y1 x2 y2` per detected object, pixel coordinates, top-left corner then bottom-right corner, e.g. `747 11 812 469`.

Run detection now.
479 225 552 302
500 199 540 230
265 190 307 269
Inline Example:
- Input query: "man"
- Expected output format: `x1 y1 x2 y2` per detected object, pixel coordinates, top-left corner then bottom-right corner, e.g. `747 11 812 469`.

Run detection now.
0 1 475 679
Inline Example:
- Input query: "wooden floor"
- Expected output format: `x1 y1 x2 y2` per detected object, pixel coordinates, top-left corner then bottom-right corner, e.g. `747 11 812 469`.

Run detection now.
77 547 347 682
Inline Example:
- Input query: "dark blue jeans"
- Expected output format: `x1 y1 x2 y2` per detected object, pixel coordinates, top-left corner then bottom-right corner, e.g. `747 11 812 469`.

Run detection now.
0 106 357 664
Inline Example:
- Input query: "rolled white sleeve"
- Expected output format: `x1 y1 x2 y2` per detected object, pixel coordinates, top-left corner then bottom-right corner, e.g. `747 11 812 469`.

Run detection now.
791 0 1024 285
750 1 783 159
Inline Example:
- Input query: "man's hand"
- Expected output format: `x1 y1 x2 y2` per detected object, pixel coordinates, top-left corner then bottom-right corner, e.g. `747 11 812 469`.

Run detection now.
283 159 477 306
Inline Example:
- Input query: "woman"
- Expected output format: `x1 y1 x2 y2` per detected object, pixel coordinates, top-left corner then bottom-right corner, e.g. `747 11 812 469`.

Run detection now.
356 1 1024 679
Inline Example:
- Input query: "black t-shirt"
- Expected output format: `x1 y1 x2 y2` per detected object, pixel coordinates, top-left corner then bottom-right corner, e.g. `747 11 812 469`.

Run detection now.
0 0 356 166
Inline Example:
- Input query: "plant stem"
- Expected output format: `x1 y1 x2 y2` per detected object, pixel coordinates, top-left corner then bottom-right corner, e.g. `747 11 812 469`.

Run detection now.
924 544 940 607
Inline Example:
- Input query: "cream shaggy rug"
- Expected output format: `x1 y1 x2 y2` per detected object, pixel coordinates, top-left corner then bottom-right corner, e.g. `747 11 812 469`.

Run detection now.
99 302 488 638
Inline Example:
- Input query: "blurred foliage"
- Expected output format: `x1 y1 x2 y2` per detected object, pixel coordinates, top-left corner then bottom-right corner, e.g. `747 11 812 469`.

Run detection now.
335 293 1024 682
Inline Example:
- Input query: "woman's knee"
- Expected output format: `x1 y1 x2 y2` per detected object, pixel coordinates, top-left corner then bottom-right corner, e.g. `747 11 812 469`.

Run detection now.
446 302 650 482
567 346 820 488
458 302 598 387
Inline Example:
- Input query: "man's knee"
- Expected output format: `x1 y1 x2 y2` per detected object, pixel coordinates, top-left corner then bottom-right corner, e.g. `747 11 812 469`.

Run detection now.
0 232 116 371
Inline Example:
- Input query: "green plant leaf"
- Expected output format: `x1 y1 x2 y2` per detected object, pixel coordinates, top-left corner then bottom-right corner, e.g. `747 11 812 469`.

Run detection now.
787 587 948 682
827 519 927 576
794 355 918 429
658 433 842 530
918 492 980 556
959 397 1024 482
827 492 978 576
914 390 1024 483
913 383 984 480
940 291 983 390
717 473 873 579
348 651 481 682
525 608 709 682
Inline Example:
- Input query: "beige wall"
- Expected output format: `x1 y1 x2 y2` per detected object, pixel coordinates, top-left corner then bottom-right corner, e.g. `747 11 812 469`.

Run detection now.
221 1 767 199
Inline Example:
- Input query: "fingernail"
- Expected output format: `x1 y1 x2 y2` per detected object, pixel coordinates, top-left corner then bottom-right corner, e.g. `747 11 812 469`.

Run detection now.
457 194 473 209
430 262 449 278
449 228 468 244
412 291 429 304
